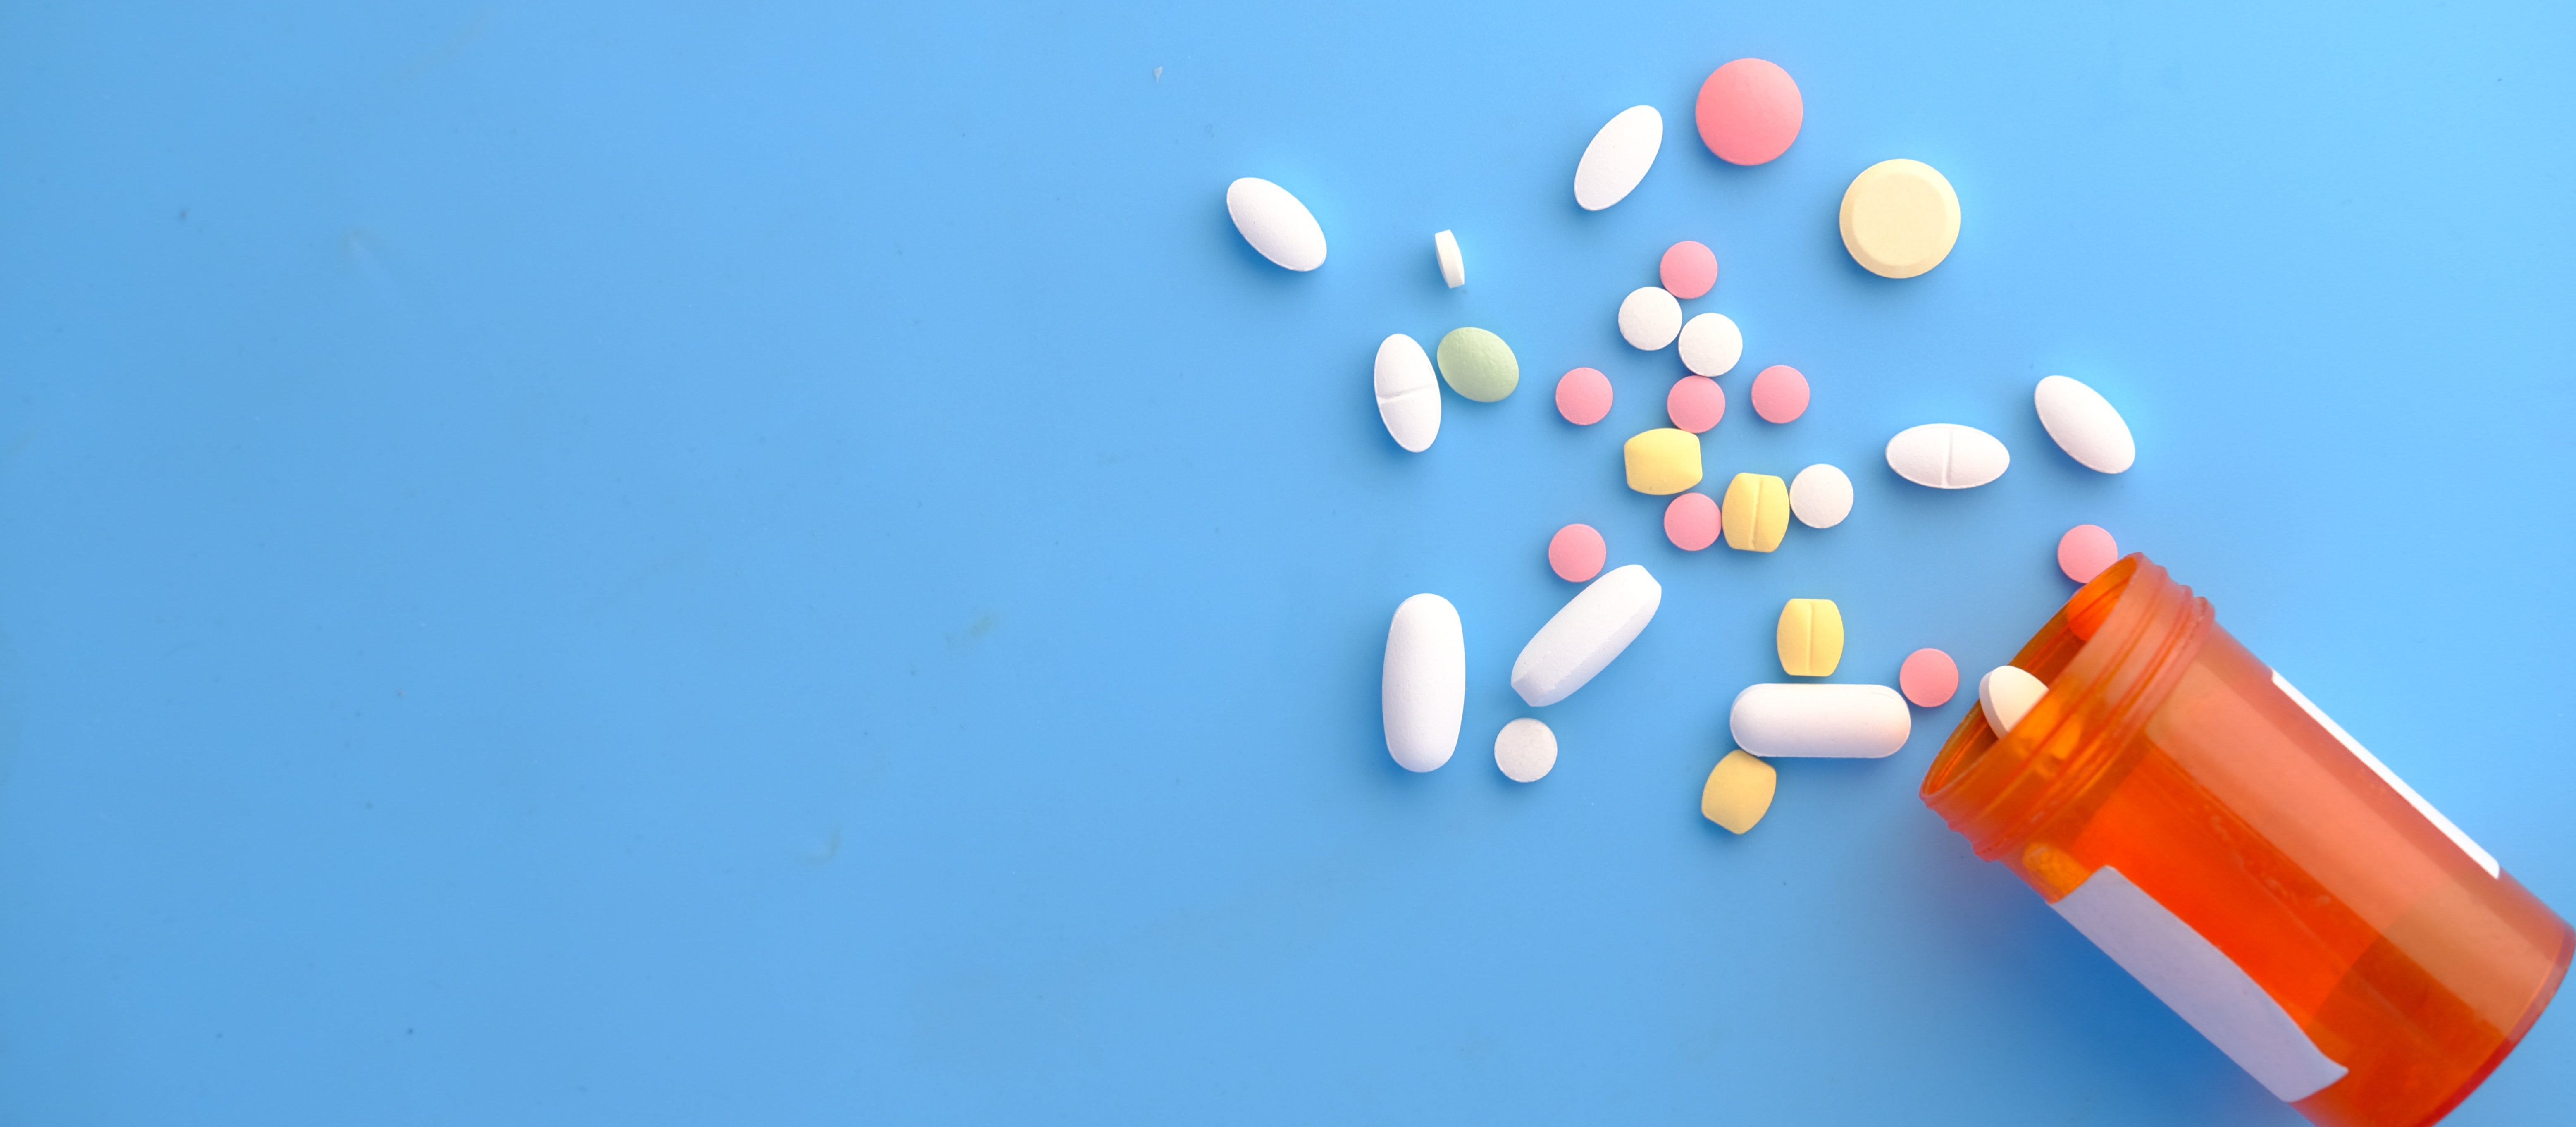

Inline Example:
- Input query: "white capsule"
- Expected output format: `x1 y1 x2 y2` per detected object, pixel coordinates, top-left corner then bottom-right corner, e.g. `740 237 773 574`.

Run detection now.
1677 313 1743 376
1789 464 1853 528
1884 423 2011 489
1225 177 1326 272
2034 375 2135 474
1979 665 2049 737
1373 334 1441 453
1729 683 1911 758
1433 229 1465 288
1510 564 1662 707
1493 718 1558 783
1618 286 1683 350
1574 105 1663 211
1383 594 1465 771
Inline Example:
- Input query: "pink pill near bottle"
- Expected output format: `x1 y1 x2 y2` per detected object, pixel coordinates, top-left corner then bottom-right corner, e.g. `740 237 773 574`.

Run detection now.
1549 523 1607 582
1749 365 1809 423
1695 59 1804 166
1659 241 1718 300
1900 648 1960 707
1556 367 1613 425
1666 376 1725 433
1663 493 1719 551
2058 524 2118 583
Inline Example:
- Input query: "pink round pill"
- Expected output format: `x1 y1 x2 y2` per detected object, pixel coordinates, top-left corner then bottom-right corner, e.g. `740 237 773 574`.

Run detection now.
1663 493 1719 551
1556 367 1613 426
1549 523 1607 582
2058 524 2119 583
1899 648 1960 708
1659 241 1719 300
1695 59 1804 166
1748 365 1809 423
1666 376 1725 433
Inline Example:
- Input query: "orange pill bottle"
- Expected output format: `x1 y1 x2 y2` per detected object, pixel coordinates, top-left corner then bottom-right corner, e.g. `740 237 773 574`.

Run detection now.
1921 555 2571 1127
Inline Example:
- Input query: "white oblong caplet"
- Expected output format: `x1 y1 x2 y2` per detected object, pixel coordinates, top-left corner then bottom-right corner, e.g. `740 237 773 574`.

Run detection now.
1510 564 1662 707
1885 423 2010 489
1373 334 1441 453
1383 594 1465 771
2034 375 2135 473
1225 177 1327 271
1574 105 1664 211
1728 683 1911 758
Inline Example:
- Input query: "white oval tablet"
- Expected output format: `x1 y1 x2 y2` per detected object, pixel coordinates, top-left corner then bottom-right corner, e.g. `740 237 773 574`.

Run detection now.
1494 718 1558 782
1225 177 1326 272
1574 105 1663 211
1383 594 1465 771
1676 313 1743 377
1373 334 1441 453
1729 683 1911 758
2033 375 2135 474
1884 423 2010 489
1979 664 2048 736
1433 229 1465 289
1618 287 1683 350
1510 564 1662 707
1789 464 1853 528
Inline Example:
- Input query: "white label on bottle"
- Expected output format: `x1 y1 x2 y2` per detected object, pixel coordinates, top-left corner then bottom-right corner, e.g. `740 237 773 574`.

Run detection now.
2052 866 2347 1102
2272 671 2500 879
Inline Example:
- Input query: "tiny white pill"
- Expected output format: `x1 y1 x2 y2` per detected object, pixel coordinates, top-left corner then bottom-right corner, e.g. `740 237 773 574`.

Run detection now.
1373 334 1441 453
1729 683 1911 758
1789 464 1853 528
1434 229 1466 289
2033 375 2135 474
1885 423 2011 489
1494 718 1558 782
1979 665 2048 736
1618 287 1683 351
1510 564 1662 707
1225 177 1327 272
1574 105 1663 211
1383 594 1465 771
1676 313 1743 377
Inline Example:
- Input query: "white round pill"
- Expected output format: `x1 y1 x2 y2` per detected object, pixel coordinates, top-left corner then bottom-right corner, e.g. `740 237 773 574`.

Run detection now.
1618 287 1682 350
1494 718 1558 782
1676 313 1743 376
1789 464 1853 528
2033 375 2135 473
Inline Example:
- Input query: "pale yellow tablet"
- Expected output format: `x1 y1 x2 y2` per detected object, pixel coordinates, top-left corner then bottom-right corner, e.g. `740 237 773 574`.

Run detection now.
1839 159 1960 279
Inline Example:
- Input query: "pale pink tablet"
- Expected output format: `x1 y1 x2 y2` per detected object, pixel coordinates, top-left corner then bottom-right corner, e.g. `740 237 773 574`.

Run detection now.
1659 241 1719 300
1663 492 1719 551
1749 365 1808 423
1556 367 1613 425
2058 524 2118 583
1900 648 1959 708
1666 376 1725 433
1695 59 1803 166
1549 523 1607 582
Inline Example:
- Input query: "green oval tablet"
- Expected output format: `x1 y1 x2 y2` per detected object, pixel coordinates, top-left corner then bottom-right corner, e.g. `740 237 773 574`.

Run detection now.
1435 327 1519 403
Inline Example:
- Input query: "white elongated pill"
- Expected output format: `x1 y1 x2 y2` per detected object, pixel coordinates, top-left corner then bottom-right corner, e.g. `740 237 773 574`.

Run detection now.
1225 177 1327 271
1494 718 1558 782
1677 313 1743 376
1729 683 1911 758
1510 564 1662 707
1885 423 2011 489
1618 287 1683 350
1979 664 2048 736
1789 464 1853 528
1574 105 1663 211
1383 594 1465 771
1434 230 1465 288
1373 334 1441 453
2033 375 2135 473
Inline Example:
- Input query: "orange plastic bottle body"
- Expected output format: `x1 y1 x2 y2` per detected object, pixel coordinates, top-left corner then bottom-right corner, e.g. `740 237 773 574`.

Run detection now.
1922 556 2571 1127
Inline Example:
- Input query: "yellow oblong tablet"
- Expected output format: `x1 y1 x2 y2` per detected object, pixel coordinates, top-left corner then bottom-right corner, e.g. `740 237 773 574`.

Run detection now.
1623 428 1703 495
1775 598 1844 677
1720 472 1789 551
1839 159 1960 279
1701 749 1777 834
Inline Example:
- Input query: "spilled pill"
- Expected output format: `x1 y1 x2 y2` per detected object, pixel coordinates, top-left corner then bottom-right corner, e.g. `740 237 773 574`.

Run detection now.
1749 365 1808 423
1624 428 1703 495
1979 665 2048 736
1885 423 2009 489
1729 683 1911 758
1900 648 1959 707
1839 159 1960 279
1788 464 1853 528
1677 313 1743 377
1664 492 1719 551
1695 59 1803 167
1436 327 1519 402
1660 241 1718 299
1225 177 1327 272
1511 564 1662 707
1556 367 1613 425
1776 598 1844 677
1574 105 1664 211
1372 333 1440 453
1383 594 1465 771
1434 229 1465 288
1666 376 1725 433
1701 749 1778 834
1494 718 1558 783
2058 524 2118 583
2034 375 2135 473
1721 473 1790 552
1618 286 1683 350
1548 523 1607 583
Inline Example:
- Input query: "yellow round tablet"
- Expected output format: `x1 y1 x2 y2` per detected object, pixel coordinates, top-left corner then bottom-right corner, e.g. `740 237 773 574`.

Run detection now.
1838 159 1960 279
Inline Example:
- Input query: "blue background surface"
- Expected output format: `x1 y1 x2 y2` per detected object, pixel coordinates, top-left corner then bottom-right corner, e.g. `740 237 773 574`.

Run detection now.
2 1 2571 1123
